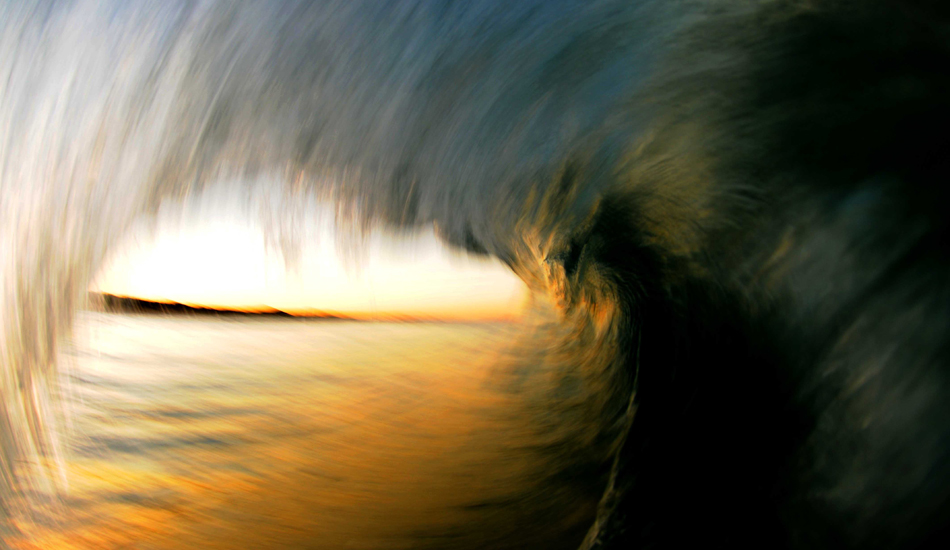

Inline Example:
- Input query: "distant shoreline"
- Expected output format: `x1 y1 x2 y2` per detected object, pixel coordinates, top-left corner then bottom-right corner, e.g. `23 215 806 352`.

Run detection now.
85 293 518 323
87 293 353 320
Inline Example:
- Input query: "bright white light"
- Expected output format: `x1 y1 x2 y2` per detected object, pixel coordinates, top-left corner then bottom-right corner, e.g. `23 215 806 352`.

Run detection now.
93 204 527 321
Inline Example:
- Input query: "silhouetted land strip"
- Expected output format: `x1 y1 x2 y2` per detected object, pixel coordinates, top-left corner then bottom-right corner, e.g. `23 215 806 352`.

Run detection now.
89 293 352 319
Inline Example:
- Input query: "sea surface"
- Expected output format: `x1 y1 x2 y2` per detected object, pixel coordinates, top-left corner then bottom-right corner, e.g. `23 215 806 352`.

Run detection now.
9 312 601 550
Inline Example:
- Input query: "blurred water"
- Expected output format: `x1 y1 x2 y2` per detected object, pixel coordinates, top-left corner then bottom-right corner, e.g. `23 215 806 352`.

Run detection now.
8 312 597 550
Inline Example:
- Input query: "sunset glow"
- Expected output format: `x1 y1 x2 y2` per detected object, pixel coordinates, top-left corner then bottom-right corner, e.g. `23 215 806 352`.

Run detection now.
92 215 528 321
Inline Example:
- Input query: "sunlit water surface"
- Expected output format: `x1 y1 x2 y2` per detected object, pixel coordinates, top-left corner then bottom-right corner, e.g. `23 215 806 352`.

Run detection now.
10 312 597 550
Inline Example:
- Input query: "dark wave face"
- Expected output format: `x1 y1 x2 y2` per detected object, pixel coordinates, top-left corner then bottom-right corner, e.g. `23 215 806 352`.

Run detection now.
2 1 949 548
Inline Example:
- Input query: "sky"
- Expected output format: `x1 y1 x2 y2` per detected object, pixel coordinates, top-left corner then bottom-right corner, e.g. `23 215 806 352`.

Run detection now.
91 189 528 321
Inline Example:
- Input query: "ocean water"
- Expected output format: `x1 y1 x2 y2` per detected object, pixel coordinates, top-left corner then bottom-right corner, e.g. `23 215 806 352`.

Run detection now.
3 2 948 547
9 312 599 550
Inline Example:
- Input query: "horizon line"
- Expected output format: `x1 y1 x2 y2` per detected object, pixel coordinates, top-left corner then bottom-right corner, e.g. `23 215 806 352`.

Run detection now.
87 292 523 323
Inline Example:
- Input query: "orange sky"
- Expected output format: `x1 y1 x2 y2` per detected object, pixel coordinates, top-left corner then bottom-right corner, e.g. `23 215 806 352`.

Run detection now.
92 212 528 321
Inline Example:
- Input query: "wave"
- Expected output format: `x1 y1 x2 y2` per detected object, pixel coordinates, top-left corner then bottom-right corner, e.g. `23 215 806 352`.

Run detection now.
2 1 949 548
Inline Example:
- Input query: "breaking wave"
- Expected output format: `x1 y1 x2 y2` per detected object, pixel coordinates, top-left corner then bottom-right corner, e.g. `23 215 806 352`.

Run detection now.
2 1 949 548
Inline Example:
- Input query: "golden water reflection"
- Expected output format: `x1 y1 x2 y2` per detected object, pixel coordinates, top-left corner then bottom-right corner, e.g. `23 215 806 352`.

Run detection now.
12 312 595 549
